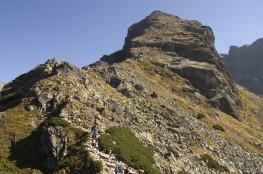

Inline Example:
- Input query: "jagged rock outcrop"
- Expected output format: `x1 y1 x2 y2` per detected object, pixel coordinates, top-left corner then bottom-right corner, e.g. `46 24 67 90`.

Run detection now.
224 38 263 95
0 59 78 98
97 11 242 119
0 11 263 174
41 125 68 172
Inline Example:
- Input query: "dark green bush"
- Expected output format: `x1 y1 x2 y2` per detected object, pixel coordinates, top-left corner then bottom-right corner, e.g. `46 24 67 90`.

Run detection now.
212 124 225 132
57 157 73 169
99 127 161 174
196 113 206 119
88 159 103 173
201 154 229 172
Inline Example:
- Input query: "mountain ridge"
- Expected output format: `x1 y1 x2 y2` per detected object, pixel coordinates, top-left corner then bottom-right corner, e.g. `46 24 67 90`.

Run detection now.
0 11 263 174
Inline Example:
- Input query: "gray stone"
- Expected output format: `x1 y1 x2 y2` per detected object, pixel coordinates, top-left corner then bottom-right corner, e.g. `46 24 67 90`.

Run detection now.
25 105 35 111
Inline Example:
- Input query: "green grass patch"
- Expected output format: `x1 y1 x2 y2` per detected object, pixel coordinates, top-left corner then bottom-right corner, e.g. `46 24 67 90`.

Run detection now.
99 127 161 174
201 154 229 172
212 124 225 132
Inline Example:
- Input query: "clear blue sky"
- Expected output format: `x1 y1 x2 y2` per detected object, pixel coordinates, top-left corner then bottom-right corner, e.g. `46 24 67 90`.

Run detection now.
1 0 263 83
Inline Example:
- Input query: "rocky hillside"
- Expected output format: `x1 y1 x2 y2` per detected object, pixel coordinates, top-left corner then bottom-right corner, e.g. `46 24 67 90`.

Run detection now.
0 11 263 174
224 38 263 95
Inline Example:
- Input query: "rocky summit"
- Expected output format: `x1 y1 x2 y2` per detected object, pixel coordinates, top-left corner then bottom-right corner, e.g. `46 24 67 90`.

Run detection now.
224 38 263 95
0 11 263 174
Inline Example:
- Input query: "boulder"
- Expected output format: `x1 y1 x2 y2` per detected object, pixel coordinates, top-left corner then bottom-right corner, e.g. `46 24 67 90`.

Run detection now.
25 105 35 112
108 77 122 88
134 84 144 91
44 59 79 75
108 101 125 116
37 92 54 111
210 95 240 119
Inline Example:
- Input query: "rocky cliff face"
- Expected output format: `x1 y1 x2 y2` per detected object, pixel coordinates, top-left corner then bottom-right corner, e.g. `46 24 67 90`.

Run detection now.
224 38 263 95
0 11 263 174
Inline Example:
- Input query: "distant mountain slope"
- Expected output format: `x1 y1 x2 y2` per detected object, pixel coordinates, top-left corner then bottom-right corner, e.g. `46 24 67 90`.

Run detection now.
0 11 262 174
224 38 263 95
0 81 4 91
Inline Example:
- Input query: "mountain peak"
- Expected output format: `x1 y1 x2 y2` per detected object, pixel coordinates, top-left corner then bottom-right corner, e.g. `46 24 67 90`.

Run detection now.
123 11 215 63
146 10 178 19
98 11 242 118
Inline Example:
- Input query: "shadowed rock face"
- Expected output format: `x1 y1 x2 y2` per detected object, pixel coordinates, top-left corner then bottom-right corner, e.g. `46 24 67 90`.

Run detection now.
224 38 263 95
100 11 242 119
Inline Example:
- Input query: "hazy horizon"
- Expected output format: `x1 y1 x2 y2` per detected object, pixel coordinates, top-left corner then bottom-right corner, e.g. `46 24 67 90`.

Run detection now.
1 0 263 83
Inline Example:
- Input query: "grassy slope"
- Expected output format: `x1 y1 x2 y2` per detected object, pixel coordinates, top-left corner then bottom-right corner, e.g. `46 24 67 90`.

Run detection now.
0 103 43 174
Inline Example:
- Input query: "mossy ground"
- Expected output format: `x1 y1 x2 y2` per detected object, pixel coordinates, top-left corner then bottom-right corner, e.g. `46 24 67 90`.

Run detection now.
99 126 161 174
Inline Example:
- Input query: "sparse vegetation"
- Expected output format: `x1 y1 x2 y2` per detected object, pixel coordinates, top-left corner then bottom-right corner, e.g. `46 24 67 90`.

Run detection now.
201 154 229 172
57 144 103 173
212 124 225 132
99 127 161 174
45 117 70 128
177 169 189 174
